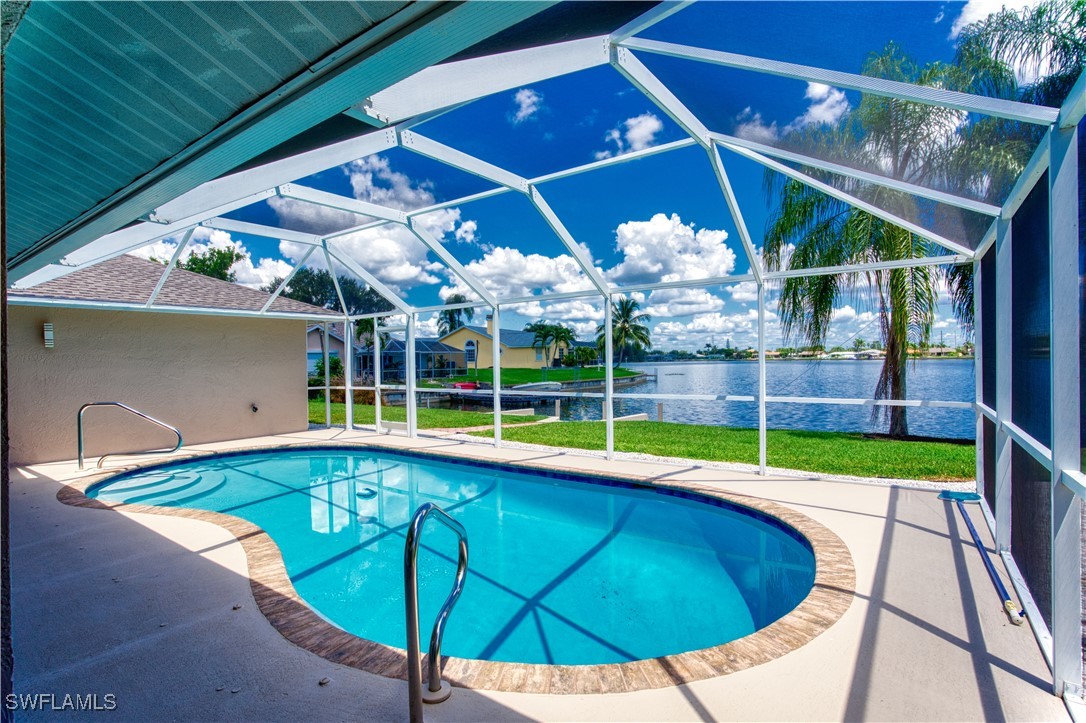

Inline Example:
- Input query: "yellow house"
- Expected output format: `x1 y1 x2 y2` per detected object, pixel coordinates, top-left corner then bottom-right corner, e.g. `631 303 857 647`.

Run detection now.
439 316 590 369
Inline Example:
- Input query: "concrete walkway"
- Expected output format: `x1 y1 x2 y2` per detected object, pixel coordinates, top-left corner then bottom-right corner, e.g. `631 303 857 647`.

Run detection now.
9 429 1067 721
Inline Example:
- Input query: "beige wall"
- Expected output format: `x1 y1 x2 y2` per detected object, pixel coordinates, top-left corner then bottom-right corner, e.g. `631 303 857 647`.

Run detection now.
441 327 575 369
8 306 309 464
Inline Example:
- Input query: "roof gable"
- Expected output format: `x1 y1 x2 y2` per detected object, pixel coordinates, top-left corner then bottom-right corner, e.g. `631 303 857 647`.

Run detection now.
10 254 336 317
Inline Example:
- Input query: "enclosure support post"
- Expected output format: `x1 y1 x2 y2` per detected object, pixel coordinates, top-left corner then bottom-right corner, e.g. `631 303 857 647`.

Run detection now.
604 294 615 460
973 258 983 496
374 323 382 434
492 305 502 447
343 315 354 430
323 322 331 428
757 283 767 475
1048 122 1081 699
406 313 417 438
994 216 1012 552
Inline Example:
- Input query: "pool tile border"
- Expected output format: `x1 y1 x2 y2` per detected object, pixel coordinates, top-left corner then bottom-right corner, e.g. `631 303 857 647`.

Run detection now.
57 440 855 694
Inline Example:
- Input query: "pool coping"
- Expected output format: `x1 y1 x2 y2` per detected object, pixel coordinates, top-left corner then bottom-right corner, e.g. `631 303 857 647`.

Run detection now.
56 440 856 695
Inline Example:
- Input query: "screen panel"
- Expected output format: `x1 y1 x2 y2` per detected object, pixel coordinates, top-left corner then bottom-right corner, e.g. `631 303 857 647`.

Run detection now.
1010 173 1051 447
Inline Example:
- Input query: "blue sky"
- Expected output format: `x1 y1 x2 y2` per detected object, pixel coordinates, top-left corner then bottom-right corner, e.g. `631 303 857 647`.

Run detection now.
133 0 1019 351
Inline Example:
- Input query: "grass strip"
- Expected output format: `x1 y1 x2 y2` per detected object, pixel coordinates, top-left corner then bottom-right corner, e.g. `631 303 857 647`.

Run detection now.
470 420 974 481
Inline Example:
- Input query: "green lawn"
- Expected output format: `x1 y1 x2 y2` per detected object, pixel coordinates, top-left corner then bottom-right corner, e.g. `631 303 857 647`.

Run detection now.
442 367 639 386
308 400 547 429
471 420 974 481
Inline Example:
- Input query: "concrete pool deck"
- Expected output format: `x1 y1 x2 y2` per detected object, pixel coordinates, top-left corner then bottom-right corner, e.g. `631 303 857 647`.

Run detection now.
9 428 1067 721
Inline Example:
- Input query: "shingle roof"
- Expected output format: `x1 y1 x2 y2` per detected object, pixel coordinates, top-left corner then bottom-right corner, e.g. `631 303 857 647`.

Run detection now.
10 254 337 317
361 338 462 354
449 325 539 348
441 325 594 349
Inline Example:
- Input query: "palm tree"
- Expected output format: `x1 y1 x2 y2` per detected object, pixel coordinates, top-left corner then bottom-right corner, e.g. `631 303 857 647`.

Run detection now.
596 297 652 366
956 0 1084 110
550 325 576 365
438 293 475 336
524 321 556 366
764 44 957 437
355 317 389 348
943 0 1085 329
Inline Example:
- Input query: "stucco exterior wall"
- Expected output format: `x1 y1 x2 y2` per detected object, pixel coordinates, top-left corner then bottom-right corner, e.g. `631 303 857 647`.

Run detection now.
8 306 309 464
440 328 571 369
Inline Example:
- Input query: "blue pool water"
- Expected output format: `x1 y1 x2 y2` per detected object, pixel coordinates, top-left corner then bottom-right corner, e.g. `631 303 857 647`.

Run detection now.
88 448 816 665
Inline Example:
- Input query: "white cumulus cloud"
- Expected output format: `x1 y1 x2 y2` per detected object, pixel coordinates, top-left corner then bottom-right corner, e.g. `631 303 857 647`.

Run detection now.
510 88 543 124
733 82 851 143
269 155 479 295
129 227 292 290
605 213 736 286
594 112 664 160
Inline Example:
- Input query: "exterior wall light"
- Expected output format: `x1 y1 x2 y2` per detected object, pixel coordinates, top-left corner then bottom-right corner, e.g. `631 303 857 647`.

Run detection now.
43 323 54 349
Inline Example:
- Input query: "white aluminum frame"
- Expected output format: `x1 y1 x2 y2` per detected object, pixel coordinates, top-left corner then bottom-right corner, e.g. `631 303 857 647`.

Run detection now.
18 7 1084 702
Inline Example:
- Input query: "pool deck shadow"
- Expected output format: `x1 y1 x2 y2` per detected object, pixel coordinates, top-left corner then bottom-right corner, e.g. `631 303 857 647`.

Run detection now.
9 428 1068 721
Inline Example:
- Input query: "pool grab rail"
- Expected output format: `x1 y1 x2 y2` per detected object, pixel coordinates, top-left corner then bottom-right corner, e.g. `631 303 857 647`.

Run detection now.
404 502 468 723
77 402 183 470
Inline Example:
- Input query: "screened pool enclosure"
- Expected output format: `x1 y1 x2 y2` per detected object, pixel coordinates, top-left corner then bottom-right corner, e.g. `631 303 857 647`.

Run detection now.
5 0 1085 705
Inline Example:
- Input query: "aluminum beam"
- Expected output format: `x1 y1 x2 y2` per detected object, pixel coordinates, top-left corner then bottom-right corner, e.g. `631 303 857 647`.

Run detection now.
528 186 610 294
58 189 277 268
343 310 354 430
1048 121 1082 698
709 132 1002 217
609 1 695 43
1001 138 1051 221
323 242 350 315
709 145 763 283
604 295 615 459
765 255 967 280
150 129 398 224
277 183 405 223
260 245 317 313
400 131 528 192
146 227 194 307
1058 70 1086 128
612 45 710 145
720 141 976 257
621 37 1061 125
405 313 418 437
363 35 609 125
407 220 497 306
994 216 1012 551
757 283 767 474
324 245 412 314
492 305 503 447
203 217 321 245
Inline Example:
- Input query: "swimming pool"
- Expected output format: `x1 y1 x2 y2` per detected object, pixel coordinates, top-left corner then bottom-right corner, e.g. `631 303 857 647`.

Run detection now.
86 447 817 667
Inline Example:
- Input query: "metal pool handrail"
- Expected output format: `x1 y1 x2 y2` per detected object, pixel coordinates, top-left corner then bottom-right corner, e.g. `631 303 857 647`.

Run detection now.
404 502 469 723
77 402 183 470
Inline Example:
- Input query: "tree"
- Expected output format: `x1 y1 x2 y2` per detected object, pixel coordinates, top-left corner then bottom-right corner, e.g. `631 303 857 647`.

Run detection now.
525 321 557 367
550 325 576 366
355 317 389 348
764 44 955 437
313 354 344 380
263 267 393 317
943 0 1085 329
178 246 246 281
853 338 867 351
596 297 652 366
438 293 475 336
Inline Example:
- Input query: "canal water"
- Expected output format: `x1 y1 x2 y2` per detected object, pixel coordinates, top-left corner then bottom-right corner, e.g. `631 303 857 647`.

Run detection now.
533 359 975 439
